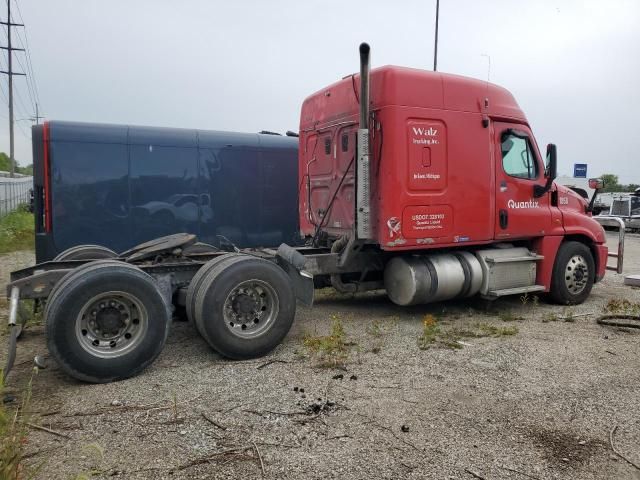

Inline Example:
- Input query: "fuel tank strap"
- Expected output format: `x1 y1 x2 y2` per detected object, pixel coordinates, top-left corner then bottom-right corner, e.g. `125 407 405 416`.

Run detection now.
453 252 473 298
419 256 438 298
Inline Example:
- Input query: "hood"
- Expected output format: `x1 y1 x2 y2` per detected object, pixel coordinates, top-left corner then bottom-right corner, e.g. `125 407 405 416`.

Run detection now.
554 182 605 243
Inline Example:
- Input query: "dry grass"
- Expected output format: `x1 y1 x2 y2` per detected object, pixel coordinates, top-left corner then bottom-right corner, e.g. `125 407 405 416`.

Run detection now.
604 298 640 315
0 371 40 479
418 314 518 350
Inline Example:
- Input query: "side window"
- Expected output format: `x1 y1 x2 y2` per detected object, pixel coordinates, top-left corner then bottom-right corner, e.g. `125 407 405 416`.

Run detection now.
631 197 640 216
501 132 538 180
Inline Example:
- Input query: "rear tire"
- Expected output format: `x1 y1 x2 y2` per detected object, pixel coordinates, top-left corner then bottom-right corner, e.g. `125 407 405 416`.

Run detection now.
549 241 595 305
185 254 240 335
193 256 295 359
54 244 118 261
45 261 170 383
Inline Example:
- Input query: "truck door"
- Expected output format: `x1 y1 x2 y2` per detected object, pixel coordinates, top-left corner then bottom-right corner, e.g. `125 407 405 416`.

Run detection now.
493 123 553 239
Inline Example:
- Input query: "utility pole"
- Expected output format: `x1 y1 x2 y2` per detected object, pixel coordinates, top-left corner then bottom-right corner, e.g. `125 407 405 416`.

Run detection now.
30 102 42 124
433 0 440 71
1 0 25 177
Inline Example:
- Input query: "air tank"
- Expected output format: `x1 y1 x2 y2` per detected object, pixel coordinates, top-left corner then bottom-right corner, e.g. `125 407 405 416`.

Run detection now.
384 252 483 306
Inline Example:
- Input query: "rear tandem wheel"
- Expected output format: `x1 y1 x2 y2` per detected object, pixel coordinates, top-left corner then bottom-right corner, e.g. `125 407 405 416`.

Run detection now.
188 255 296 359
45 260 170 383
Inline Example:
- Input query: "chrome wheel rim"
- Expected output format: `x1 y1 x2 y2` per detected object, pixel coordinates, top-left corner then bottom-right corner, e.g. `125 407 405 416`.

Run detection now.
223 280 279 339
75 291 148 358
564 254 589 295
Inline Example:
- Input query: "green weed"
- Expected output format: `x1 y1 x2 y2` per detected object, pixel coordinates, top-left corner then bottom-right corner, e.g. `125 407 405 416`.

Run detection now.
476 323 519 337
417 314 439 350
303 315 352 368
0 206 34 254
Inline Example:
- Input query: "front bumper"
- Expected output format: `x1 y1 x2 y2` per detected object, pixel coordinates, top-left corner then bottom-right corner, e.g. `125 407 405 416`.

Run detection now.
595 243 608 282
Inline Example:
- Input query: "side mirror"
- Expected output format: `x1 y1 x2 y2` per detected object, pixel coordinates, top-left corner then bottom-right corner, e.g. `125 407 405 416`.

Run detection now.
589 178 604 190
587 178 604 213
534 143 557 198
545 144 557 180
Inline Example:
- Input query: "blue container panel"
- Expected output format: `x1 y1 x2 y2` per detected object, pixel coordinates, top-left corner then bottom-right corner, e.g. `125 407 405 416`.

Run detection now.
49 141 130 253
40 121 300 260
129 144 200 245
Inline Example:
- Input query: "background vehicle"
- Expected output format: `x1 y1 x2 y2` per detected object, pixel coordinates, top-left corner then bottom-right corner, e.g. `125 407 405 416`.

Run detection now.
605 190 640 231
31 121 300 262
5 44 623 383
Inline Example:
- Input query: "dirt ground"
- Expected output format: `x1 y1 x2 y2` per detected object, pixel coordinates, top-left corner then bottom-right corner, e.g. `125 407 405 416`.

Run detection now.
1 233 639 480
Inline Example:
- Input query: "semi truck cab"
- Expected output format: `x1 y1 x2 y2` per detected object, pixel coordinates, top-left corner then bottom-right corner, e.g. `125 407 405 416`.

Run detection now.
299 45 609 305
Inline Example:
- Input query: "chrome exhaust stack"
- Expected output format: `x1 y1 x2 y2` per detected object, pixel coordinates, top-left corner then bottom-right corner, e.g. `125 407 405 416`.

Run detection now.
359 43 370 129
356 42 372 240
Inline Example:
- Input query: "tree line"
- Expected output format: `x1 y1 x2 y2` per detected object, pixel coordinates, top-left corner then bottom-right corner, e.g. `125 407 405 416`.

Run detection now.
0 151 33 176
598 174 639 193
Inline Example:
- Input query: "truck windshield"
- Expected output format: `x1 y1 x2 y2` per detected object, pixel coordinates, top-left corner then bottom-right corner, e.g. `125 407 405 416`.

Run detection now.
631 196 640 216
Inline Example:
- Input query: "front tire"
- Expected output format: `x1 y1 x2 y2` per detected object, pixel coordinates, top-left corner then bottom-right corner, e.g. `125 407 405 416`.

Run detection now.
45 261 170 383
549 241 595 305
193 256 296 359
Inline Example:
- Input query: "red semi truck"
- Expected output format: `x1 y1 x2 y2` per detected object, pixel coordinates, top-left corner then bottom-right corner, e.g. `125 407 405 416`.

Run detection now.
299 44 611 306
4 44 623 383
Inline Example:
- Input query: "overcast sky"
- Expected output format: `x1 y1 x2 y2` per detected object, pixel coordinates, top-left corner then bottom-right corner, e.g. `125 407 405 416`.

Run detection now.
1 0 638 182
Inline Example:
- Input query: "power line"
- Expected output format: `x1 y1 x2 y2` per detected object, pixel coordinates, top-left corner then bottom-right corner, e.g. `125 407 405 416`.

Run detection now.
13 81 31 117
0 56 29 117
0 75 8 106
12 51 35 110
11 26 36 109
11 0 39 107
14 113 29 138
0 0 42 176
0 0 26 177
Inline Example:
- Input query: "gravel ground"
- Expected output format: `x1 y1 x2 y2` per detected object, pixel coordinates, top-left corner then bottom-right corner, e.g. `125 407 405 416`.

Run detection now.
1 234 639 480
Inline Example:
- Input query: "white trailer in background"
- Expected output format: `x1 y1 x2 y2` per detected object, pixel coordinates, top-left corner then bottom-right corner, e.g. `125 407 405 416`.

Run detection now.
606 191 640 231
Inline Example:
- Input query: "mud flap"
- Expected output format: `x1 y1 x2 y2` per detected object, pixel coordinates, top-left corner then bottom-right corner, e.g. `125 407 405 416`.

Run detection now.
275 244 314 307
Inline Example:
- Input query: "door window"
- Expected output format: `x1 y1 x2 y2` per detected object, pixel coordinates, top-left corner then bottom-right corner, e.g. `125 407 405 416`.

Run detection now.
501 132 538 180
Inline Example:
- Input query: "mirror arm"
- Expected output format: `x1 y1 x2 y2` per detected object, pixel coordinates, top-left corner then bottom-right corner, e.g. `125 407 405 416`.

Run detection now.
533 177 553 198
535 143 557 199
587 187 601 213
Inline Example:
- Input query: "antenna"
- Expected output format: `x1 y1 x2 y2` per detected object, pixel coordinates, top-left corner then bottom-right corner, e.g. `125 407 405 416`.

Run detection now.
480 53 491 106
480 53 491 83
433 0 440 71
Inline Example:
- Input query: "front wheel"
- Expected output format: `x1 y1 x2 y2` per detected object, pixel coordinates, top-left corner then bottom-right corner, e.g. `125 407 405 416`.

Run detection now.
549 241 595 305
